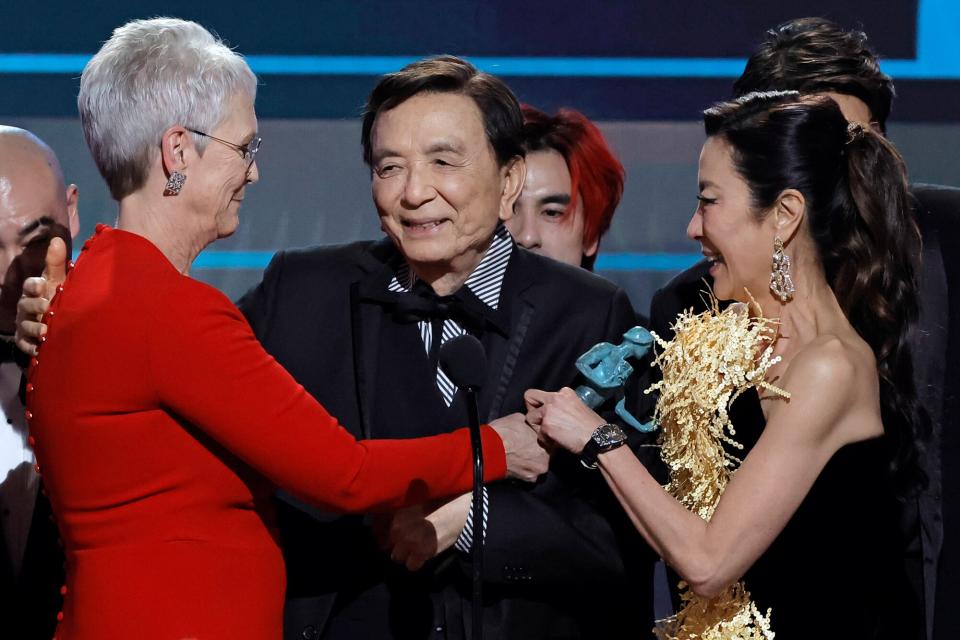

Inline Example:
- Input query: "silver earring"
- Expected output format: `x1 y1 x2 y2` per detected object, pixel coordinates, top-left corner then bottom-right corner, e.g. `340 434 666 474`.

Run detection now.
164 171 186 196
769 236 795 302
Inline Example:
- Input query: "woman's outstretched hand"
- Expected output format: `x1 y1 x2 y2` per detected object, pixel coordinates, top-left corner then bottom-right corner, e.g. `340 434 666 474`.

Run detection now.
524 387 606 455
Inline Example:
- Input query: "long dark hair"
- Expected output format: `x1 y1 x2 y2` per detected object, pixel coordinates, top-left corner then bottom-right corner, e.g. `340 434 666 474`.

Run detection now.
704 91 926 493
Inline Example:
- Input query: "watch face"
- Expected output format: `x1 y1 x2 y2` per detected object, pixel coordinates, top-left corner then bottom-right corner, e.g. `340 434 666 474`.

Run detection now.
594 424 627 448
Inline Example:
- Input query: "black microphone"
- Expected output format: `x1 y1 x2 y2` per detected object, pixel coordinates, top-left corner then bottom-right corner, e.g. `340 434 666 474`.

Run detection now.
439 333 487 390
439 334 487 640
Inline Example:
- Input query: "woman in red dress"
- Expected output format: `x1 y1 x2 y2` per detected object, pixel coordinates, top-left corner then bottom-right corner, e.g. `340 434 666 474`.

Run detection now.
19 18 546 639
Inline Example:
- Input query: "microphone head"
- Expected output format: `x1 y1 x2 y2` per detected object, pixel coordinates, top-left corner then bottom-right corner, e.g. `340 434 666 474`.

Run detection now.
439 334 487 390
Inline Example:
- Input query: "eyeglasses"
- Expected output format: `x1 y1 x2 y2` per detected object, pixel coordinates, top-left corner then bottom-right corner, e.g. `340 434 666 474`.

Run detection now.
186 128 262 164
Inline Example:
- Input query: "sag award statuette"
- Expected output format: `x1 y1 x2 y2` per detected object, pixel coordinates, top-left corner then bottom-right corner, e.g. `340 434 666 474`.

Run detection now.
575 326 657 433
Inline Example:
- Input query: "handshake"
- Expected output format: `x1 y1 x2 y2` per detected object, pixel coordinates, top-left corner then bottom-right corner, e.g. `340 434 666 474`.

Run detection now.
374 388 618 572
494 382 621 483
491 411 550 483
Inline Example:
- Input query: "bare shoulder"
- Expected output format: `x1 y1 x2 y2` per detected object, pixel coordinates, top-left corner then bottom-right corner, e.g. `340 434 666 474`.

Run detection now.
770 334 881 446
784 334 875 387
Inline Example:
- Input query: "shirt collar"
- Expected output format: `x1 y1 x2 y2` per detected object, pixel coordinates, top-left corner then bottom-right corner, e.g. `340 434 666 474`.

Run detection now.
388 224 513 310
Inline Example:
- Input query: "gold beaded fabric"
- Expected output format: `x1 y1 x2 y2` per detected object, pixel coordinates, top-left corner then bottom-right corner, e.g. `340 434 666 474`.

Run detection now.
646 297 789 640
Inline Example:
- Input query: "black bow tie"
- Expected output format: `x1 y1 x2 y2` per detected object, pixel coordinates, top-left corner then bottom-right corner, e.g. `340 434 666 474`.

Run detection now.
395 280 464 320
362 279 508 337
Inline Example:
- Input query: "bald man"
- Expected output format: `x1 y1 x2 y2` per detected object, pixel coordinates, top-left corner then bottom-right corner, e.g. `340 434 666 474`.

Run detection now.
0 126 78 639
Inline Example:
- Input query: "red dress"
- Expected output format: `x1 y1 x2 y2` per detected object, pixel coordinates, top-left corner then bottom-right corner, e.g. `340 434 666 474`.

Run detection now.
26 226 506 639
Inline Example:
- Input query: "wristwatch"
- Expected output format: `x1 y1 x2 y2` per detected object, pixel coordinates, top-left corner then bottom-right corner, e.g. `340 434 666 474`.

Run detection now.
580 423 628 469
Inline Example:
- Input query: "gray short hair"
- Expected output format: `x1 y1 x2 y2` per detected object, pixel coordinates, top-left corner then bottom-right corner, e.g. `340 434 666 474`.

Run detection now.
78 17 257 200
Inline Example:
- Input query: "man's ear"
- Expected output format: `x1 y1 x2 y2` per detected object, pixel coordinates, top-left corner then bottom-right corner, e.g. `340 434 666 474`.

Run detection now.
65 183 80 239
773 188 805 244
582 236 599 259
498 156 527 222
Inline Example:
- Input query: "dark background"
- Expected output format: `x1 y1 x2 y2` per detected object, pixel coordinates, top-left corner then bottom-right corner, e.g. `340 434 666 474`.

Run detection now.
1 0 957 312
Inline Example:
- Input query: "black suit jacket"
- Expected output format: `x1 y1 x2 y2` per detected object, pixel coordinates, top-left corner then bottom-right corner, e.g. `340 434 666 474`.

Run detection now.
910 185 960 640
239 239 656 640
647 184 960 640
0 482 64 639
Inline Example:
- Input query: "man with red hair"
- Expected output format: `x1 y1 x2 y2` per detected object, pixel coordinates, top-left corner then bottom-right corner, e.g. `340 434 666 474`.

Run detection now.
507 105 624 270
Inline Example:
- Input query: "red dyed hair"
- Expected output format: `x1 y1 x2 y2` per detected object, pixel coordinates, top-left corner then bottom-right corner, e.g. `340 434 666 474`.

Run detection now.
519 104 625 269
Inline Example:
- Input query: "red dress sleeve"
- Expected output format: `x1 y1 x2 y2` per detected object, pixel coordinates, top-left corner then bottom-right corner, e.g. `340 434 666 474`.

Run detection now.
145 278 506 512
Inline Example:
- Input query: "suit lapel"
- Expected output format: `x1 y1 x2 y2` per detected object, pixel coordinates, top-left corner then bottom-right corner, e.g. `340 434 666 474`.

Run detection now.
913 203 948 444
483 248 538 422
349 240 402 440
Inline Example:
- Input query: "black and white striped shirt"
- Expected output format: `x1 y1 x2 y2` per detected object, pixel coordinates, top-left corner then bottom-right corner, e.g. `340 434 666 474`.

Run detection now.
387 224 512 406
387 224 513 552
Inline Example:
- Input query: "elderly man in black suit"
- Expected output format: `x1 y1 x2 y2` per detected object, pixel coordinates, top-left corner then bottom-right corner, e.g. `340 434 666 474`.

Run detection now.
239 56 655 640
0 126 78 639
648 18 959 640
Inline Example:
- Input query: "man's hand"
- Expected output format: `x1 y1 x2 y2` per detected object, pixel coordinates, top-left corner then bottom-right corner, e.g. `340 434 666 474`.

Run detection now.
15 238 68 357
372 493 472 572
490 412 550 482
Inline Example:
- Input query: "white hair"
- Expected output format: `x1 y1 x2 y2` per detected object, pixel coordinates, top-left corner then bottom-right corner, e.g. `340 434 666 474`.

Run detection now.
78 17 257 200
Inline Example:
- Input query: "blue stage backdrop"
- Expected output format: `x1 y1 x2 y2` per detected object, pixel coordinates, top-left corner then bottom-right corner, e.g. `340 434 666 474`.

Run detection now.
2 0 957 312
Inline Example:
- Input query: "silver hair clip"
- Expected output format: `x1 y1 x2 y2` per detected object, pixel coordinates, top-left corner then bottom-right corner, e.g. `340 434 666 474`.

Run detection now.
846 121 868 145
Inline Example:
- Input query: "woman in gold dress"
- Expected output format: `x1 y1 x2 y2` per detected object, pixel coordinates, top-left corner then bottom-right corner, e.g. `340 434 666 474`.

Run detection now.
527 91 925 639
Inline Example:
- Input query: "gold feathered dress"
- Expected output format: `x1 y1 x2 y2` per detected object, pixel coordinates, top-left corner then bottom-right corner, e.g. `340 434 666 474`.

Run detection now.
647 300 788 640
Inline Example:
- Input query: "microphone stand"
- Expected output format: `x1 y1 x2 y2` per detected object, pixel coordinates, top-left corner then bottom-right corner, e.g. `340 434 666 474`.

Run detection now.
438 333 487 640
464 385 484 640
